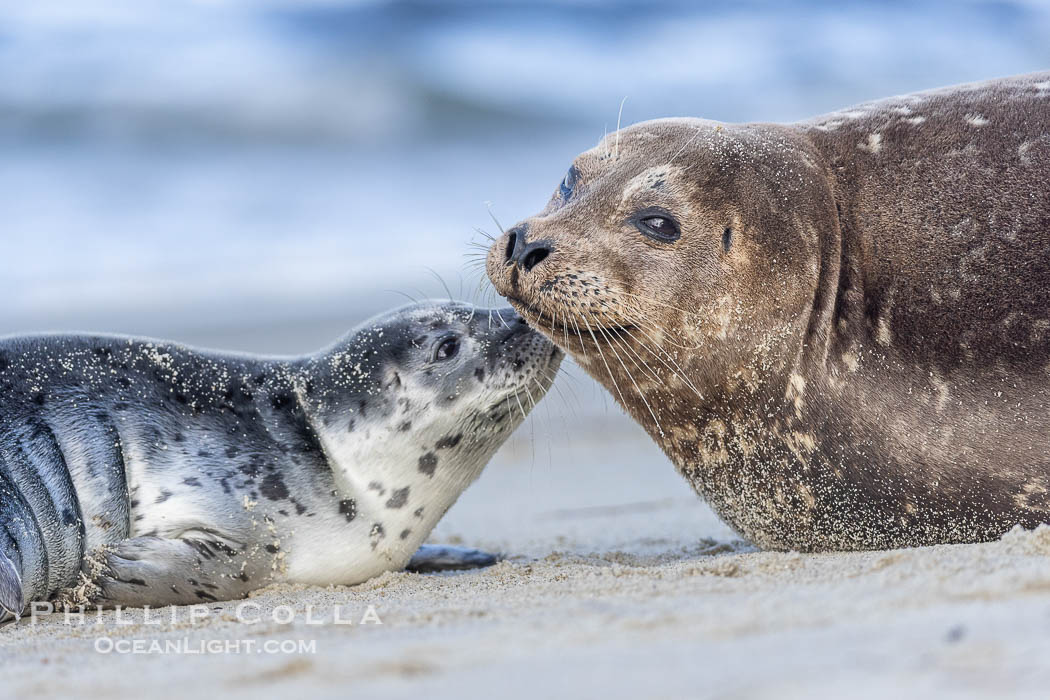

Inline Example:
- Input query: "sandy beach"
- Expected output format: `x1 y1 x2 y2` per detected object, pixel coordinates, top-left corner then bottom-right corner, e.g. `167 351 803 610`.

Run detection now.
4 369 1050 700
3 3 1049 698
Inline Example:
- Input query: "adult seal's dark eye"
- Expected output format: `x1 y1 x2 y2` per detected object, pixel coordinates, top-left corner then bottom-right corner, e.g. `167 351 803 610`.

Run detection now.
432 336 460 362
632 209 681 243
559 165 579 200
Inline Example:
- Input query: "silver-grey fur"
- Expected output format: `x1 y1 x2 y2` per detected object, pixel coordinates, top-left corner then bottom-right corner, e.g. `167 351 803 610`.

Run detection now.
0 301 561 620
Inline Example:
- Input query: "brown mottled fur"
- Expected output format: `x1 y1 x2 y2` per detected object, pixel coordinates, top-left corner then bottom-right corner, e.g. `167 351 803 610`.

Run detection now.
486 72 1050 551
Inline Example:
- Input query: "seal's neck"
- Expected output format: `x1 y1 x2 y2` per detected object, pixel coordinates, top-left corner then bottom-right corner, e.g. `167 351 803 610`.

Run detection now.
302 386 497 570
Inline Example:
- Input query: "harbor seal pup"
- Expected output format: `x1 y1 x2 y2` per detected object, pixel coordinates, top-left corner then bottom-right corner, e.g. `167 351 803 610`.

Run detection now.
487 71 1050 552
0 301 561 619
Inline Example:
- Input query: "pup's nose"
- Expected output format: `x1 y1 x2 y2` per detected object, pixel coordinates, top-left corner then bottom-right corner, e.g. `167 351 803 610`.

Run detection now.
503 225 553 273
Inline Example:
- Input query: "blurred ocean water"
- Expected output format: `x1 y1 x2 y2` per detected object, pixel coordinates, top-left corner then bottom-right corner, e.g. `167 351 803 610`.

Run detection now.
1 0 1048 350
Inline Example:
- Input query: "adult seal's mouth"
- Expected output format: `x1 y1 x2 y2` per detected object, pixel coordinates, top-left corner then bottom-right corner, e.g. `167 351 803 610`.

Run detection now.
504 294 637 338
503 295 537 317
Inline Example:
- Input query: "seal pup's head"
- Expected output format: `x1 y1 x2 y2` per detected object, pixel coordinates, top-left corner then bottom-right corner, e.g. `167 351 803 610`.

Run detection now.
485 119 838 444
304 300 561 566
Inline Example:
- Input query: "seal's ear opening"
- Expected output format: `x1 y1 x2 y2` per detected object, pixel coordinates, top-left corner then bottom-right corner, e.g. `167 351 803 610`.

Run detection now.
0 549 24 620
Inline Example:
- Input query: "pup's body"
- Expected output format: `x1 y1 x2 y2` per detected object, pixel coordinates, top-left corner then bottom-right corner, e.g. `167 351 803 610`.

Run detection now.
0 302 561 618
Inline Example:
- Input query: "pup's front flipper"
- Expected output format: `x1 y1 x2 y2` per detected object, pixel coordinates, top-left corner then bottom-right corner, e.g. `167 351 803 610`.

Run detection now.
405 545 500 573
0 549 24 621
59 536 261 609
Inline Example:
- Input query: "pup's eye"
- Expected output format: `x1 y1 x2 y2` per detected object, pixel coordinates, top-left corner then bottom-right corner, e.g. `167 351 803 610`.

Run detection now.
432 336 460 362
633 210 681 243
559 165 578 200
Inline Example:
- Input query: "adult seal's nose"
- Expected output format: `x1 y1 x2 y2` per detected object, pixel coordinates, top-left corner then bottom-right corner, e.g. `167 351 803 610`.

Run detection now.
503 225 553 273
516 241 552 272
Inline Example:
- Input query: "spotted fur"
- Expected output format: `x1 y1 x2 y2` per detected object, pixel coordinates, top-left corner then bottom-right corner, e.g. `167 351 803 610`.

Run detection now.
0 302 561 619
488 72 1050 552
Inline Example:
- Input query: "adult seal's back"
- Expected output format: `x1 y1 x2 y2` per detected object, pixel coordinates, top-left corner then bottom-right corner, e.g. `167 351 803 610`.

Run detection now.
487 72 1050 551
0 301 561 619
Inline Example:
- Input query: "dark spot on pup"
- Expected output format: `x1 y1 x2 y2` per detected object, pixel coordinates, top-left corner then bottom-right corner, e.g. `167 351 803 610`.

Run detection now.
413 507 424 518
260 473 289 501
213 541 238 557
398 421 412 432
474 367 485 381
270 392 292 410
239 457 264 480
370 523 385 549
347 419 356 432
418 452 438 477
436 433 463 449
190 540 215 559
155 489 173 504
385 487 410 509
339 499 357 522
400 529 411 540
183 477 201 487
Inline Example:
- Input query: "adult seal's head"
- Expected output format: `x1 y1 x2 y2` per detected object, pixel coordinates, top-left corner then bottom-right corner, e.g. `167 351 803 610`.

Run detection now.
488 72 1050 552
487 115 829 397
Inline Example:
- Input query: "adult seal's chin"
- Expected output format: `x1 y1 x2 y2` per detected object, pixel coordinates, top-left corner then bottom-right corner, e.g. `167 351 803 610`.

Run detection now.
487 71 1050 553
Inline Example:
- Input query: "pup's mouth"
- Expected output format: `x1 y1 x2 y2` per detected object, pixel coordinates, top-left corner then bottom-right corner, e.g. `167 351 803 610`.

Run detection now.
504 295 637 339
483 346 562 414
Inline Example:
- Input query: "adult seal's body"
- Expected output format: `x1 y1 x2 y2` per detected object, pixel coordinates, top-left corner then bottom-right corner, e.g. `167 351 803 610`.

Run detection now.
487 72 1050 552
0 302 561 619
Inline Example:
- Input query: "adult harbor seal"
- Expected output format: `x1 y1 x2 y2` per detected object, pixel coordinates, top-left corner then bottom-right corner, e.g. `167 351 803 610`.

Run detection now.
0 301 561 620
487 72 1050 552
